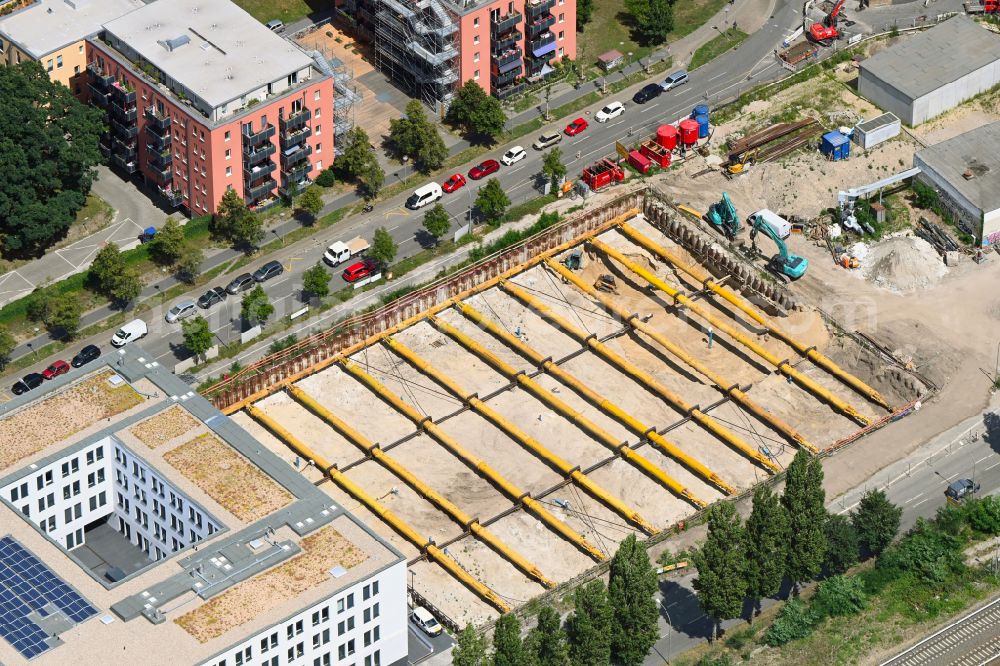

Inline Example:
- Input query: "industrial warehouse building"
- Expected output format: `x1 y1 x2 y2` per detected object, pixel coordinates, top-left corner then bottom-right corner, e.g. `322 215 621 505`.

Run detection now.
914 121 1000 246
858 16 1000 126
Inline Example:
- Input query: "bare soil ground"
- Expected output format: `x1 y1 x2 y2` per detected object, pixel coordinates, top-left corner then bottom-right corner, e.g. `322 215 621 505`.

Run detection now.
128 405 200 449
163 433 293 522
0 370 144 470
175 525 366 643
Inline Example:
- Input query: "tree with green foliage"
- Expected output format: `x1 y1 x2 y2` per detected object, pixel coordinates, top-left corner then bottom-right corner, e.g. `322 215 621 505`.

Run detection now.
241 285 274 326
693 502 747 640
782 449 827 589
542 148 568 192
577 0 595 29
27 288 81 338
297 186 324 223
525 605 569 666
370 227 397 268
358 158 385 198
475 178 510 225
181 316 213 357
812 575 867 618
212 190 264 250
608 534 659 665
912 180 939 209
315 167 337 187
446 80 507 142
0 61 105 257
175 244 204 283
89 243 142 304
147 217 186 265
389 100 448 172
823 513 859 575
333 128 385 198
744 486 788 617
966 496 1000 536
422 203 451 245
851 489 902 557
302 262 331 299
491 614 525 666
452 624 489 666
878 518 964 583
624 0 675 45
565 579 612 666
0 326 14 368
763 598 817 647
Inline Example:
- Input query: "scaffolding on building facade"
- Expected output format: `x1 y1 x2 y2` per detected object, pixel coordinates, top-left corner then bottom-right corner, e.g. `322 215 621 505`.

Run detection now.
308 48 362 144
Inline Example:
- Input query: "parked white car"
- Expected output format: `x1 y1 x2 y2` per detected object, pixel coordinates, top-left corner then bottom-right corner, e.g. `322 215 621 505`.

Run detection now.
595 101 625 122
500 145 527 166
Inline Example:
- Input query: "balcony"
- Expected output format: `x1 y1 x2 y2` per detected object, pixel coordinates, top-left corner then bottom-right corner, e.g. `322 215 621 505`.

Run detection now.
109 82 136 106
492 47 522 69
528 32 556 55
526 14 555 38
110 118 139 140
494 82 526 100
249 196 280 212
281 162 311 183
99 139 111 158
111 153 137 173
87 63 114 89
146 127 171 151
280 144 312 168
245 178 277 201
148 149 172 170
242 123 275 146
491 11 522 35
526 0 555 18
492 29 522 53
244 142 276 166
244 161 276 181
278 108 311 134
157 185 184 208
113 138 137 161
109 103 138 124
147 161 173 182
87 83 108 107
281 125 311 146
144 107 171 132
491 66 522 89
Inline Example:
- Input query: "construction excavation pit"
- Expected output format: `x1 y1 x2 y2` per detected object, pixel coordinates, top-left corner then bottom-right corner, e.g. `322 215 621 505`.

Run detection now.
212 190 928 626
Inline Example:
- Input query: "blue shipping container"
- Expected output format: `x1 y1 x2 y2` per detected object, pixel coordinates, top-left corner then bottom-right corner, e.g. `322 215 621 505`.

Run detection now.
820 131 850 161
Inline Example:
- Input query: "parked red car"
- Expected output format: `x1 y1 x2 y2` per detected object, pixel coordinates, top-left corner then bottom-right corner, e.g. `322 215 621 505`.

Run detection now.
41 360 70 380
342 258 379 283
564 118 589 136
442 173 466 193
468 159 500 180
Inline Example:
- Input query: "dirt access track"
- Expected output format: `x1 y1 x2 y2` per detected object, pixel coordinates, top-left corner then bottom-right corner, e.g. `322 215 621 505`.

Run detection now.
204 189 938 626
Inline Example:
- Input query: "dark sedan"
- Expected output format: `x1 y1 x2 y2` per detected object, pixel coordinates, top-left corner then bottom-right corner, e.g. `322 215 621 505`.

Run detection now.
71 345 101 368
226 273 255 294
632 83 662 104
197 287 228 309
12 373 44 396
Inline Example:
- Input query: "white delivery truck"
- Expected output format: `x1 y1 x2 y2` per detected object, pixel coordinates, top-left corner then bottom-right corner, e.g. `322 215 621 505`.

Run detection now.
111 319 148 347
323 237 370 266
747 209 792 240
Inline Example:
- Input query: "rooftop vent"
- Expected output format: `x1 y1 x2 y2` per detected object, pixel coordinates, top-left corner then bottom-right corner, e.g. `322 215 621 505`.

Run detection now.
159 34 191 52
964 161 991 180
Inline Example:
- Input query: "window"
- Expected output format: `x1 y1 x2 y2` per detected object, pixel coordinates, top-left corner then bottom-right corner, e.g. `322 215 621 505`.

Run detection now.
86 450 94 465
558 47 564 57
98 491 106 506
312 607 330 626
89 496 97 511
66 532 75 549
46 59 53 71
558 30 564 40
474 69 480 80
473 17 479 27
473 52 480 63
316 143 322 153
315 124 322 135
225 130 231 141
79 44 83 53
315 108 321 118
363 581 379 600
47 516 55 532
225 148 231 160
473 35 479 45
316 160 323 170
56 55 62 68
559 12 565 22
314 90 321 100
226 166 232 177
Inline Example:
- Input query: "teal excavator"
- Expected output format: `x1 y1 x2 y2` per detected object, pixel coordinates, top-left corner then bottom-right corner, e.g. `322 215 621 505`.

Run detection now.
749 214 808 280
706 192 741 238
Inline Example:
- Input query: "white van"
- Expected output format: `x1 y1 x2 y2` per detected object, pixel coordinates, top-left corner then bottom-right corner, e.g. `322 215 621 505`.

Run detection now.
411 607 442 637
111 319 148 347
406 183 443 210
747 209 791 240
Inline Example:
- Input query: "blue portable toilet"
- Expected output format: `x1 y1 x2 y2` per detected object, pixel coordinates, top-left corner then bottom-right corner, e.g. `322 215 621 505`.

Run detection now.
820 131 850 161
691 104 709 119
694 113 710 138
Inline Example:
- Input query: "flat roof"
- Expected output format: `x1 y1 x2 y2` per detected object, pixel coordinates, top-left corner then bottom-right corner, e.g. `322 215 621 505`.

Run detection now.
0 350 403 666
102 0 314 109
860 16 1000 100
0 0 143 59
916 120 1000 214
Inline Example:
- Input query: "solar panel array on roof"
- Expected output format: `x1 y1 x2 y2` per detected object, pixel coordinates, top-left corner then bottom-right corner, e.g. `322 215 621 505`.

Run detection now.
0 536 98 658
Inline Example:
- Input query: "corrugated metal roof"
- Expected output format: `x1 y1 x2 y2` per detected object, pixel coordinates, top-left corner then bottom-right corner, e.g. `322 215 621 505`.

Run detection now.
860 16 1000 100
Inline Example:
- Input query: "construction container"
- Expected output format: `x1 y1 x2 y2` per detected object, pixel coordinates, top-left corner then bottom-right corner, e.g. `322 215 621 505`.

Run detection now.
628 150 651 174
853 112 901 149
657 124 678 150
820 131 850 161
679 119 700 148
691 104 710 118
640 140 672 168
582 159 625 191
694 113 710 138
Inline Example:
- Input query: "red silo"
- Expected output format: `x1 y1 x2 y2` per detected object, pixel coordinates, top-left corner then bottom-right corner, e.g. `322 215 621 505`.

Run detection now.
679 119 699 147
656 124 677 150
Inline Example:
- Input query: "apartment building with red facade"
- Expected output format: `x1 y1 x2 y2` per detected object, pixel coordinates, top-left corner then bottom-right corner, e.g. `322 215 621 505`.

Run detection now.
86 0 334 215
343 0 575 108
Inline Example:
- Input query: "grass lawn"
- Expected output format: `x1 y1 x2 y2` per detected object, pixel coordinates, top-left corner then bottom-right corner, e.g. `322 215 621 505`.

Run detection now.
577 0 731 70
232 0 320 24
689 27 748 70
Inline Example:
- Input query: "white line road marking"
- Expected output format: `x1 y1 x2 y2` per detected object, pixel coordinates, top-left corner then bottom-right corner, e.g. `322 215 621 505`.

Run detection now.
904 494 924 504
709 72 727 81
987 462 1000 471
913 498 929 507
977 455 992 464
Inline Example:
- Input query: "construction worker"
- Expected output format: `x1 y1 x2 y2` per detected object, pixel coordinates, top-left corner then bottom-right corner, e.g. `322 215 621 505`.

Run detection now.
707 326 714 349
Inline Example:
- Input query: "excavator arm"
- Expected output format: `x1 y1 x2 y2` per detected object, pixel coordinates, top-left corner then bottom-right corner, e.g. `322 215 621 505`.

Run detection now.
750 217 808 279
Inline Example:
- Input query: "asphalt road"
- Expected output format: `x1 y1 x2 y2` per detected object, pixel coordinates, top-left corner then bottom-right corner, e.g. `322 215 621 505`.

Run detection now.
646 406 1000 665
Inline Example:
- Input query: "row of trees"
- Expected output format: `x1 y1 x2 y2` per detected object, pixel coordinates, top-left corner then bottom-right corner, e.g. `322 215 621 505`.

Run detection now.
693 449 902 638
453 535 662 666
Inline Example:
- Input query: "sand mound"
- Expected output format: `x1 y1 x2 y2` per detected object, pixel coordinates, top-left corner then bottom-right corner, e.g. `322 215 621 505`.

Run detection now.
861 234 947 293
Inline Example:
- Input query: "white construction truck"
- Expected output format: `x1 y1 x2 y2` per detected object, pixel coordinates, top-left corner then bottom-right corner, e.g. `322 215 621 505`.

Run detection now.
323 237 369 266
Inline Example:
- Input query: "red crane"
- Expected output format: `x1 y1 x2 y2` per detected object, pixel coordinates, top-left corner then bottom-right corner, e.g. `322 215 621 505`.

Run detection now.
809 0 847 46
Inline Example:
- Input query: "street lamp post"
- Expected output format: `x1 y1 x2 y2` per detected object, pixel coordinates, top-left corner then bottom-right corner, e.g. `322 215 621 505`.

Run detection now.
660 599 672 663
